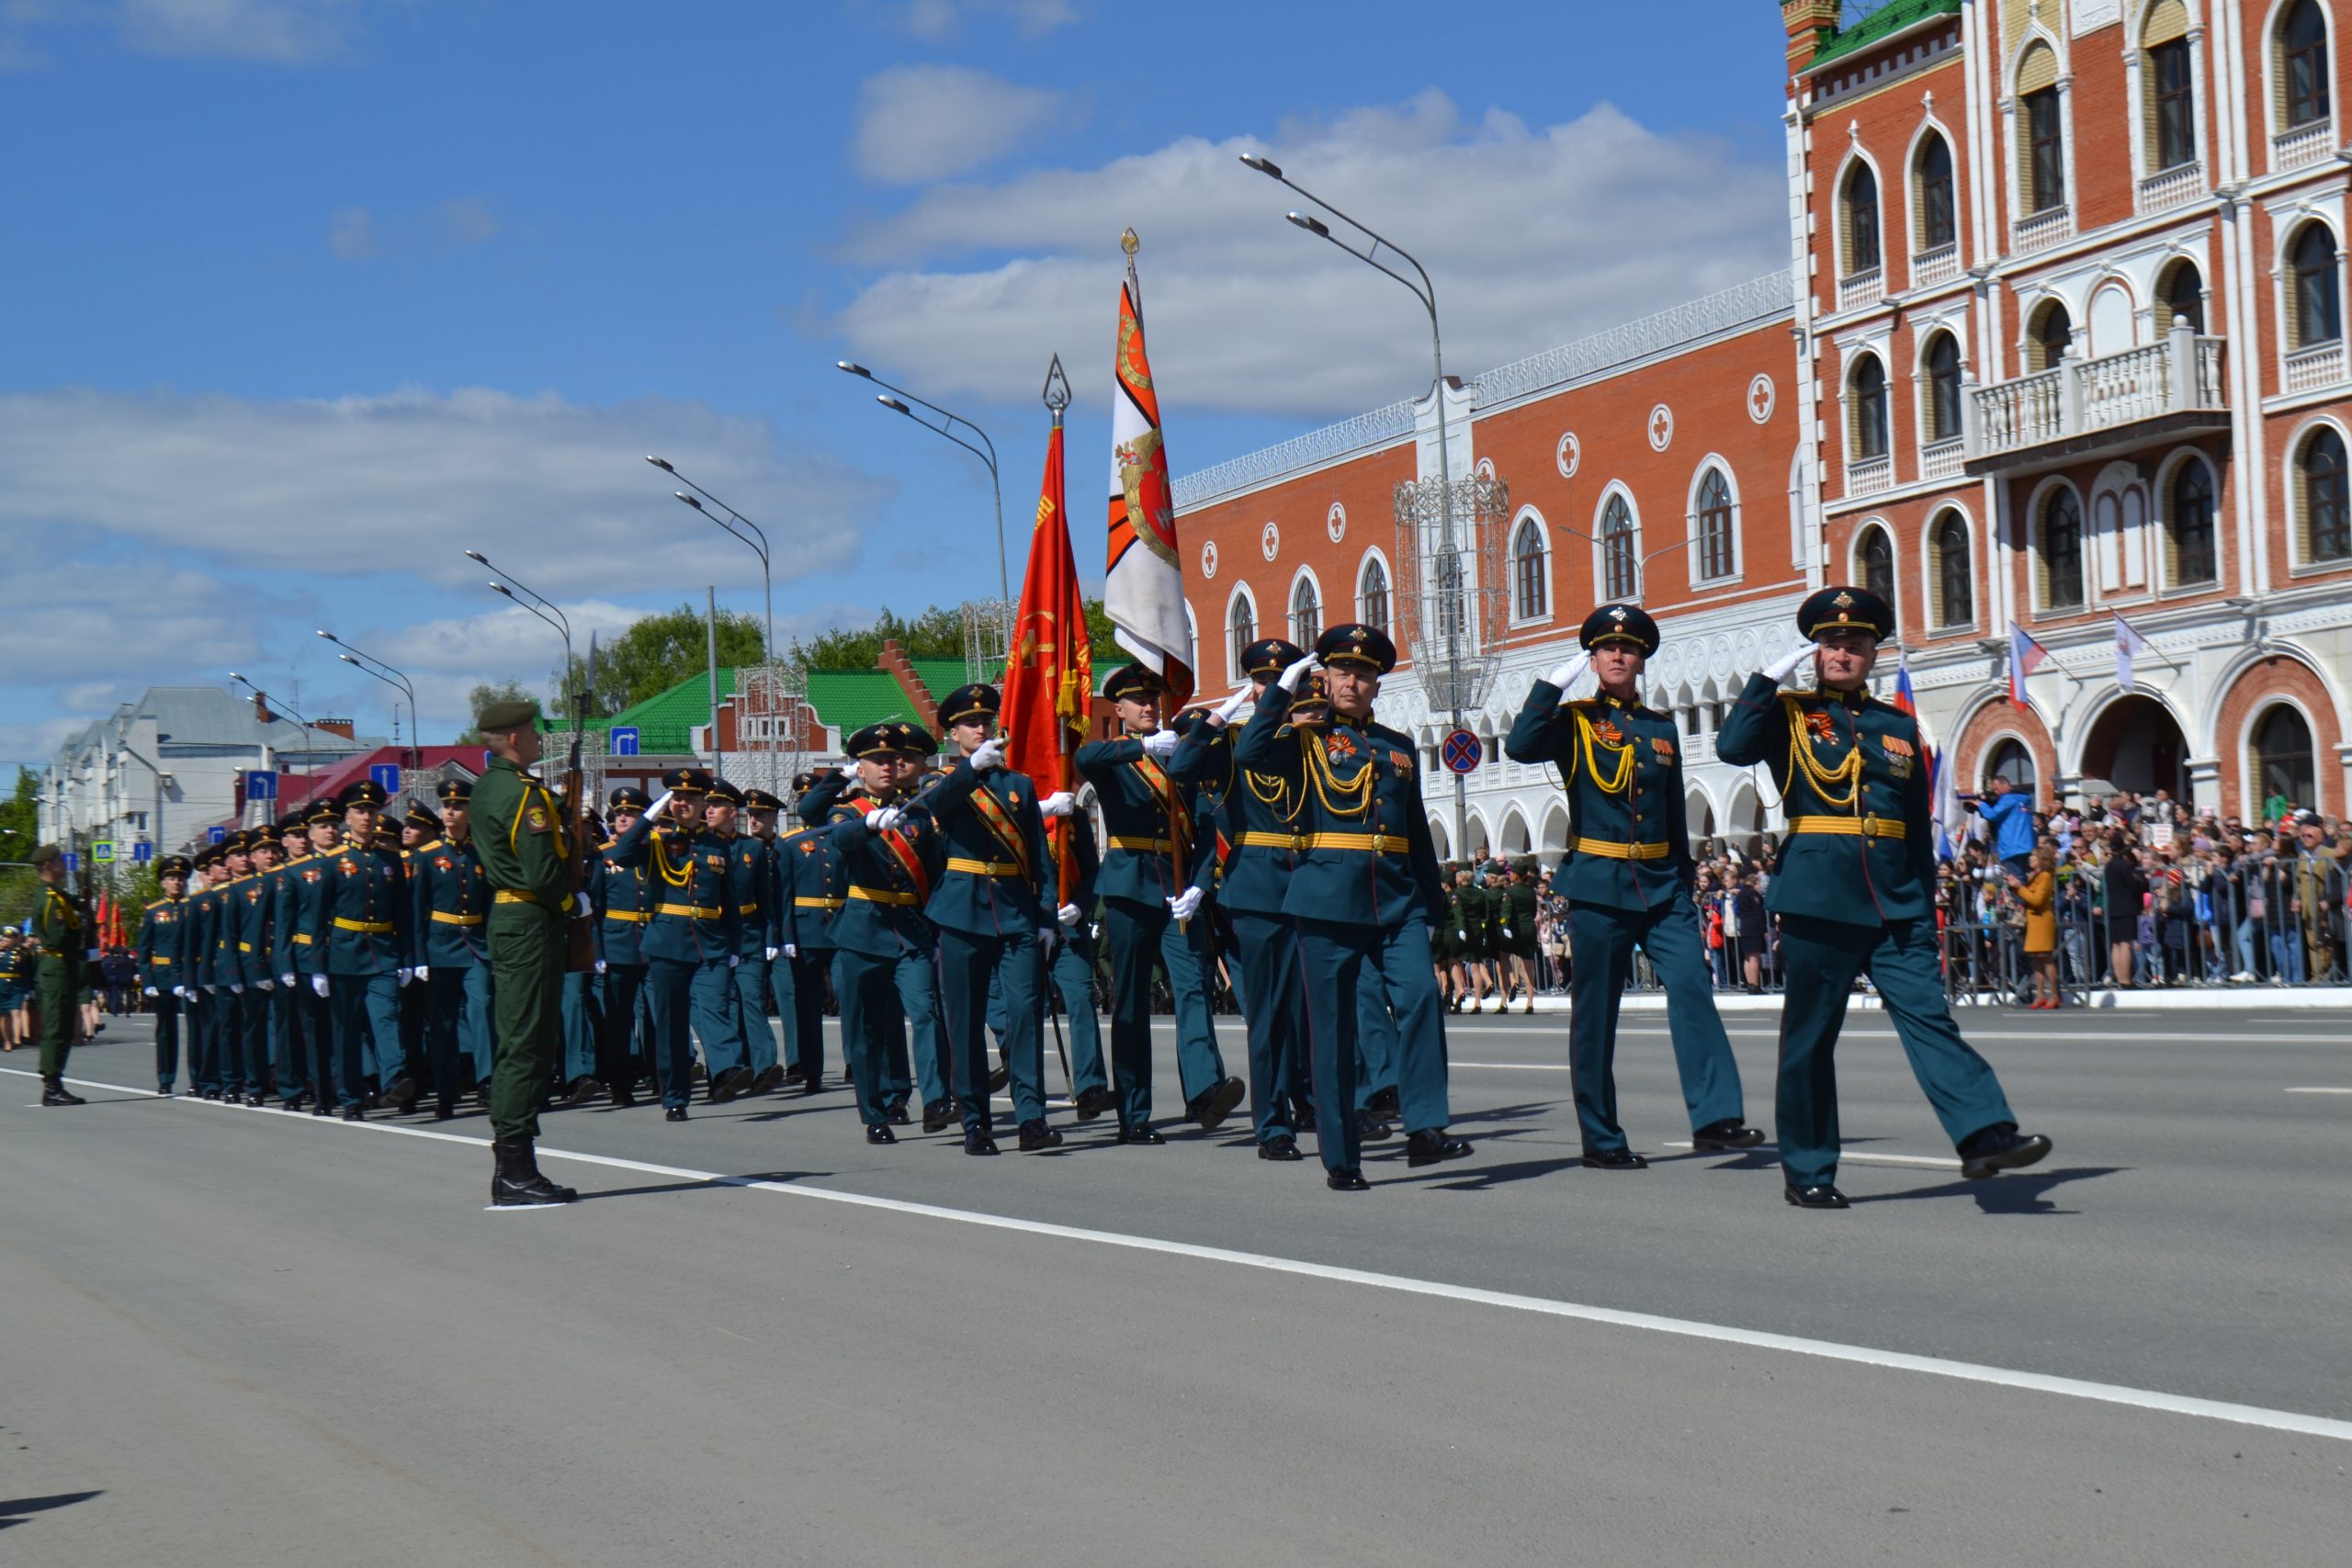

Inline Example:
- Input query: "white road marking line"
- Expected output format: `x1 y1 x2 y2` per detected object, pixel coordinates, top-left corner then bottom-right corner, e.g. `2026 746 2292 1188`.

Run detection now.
1661 1140 1962 1170
10 1066 2347 1445
2286 1087 2352 1095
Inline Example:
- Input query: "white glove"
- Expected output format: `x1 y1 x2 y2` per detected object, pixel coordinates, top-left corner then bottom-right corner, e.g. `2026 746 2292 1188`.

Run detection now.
202 983 216 994
867 806 903 833
834 761 855 779
1212 686 1251 726
1457 929 1469 942
1057 902 1082 928
1764 642 1814 683
572 893 592 919
644 790 674 822
728 954 741 969
1035 925 1057 949
280 972 297 987
1277 653 1319 694
396 968 413 987
144 985 159 997
1168 886 1204 921
764 945 779 961
311 974 330 998
594 959 608 976
257 978 275 992
1040 790 1076 818
970 738 1006 773
1140 728 1179 758
172 985 187 998
413 965 429 982
783 942 797 958
230 983 243 995
1545 652 1591 690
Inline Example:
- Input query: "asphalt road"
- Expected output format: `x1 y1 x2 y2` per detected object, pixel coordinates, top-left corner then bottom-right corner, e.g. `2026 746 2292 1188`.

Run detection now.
4 1003 2346 1565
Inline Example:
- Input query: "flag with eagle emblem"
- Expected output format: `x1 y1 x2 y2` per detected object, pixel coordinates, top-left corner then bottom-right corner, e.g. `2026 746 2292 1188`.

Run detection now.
1104 234 1194 709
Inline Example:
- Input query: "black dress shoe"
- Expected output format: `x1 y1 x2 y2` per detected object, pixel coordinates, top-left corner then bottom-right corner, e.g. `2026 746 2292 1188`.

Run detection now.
1258 1135 1305 1161
40 1080 85 1107
886 1099 912 1125
1405 1129 1473 1167
1692 1119 1767 1151
664 1106 689 1122
1366 1086 1401 1121
780 1063 808 1085
158 1084 175 1098
310 1101 333 1117
243 1091 266 1108
801 1073 829 1097
1017 1120 1063 1152
340 1106 365 1122
1353 1110 1394 1143
963 1129 1000 1156
200 1087 222 1100
1580 1148 1648 1169
1784 1183 1849 1209
382 1077 418 1114
749 1064 786 1095
921 1098 957 1134
1116 1122 1166 1145
1959 1125 2052 1180
279 1098 303 1113
865 1122 896 1145
986 1063 1010 1095
1326 1168 1370 1191
433 1103 456 1122
608 1083 638 1110
707 1067 750 1105
559 1077 601 1109
1187 1075 1247 1131
1071 1085 1115 1122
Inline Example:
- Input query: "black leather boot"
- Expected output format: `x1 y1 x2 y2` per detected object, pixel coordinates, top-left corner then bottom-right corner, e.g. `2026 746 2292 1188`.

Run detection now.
491 1137 579 1207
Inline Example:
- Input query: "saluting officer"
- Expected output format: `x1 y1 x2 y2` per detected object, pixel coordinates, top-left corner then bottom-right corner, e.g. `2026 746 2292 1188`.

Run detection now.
1174 637 1314 1159
1236 626 1472 1189
923 683 1065 1154
603 768 740 1120
139 854 194 1095
305 780 415 1119
413 778 494 1120
594 785 656 1106
1074 663 1242 1144
739 788 790 1094
1505 603 1760 1168
1716 587 2052 1207
824 721 957 1142
28 845 91 1106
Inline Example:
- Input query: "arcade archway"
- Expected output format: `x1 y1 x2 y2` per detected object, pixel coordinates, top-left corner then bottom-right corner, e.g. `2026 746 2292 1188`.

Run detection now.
2079 694 2189 800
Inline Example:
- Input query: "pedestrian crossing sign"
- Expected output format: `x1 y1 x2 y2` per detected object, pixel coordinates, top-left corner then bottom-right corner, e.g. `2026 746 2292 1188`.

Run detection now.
93 840 115 863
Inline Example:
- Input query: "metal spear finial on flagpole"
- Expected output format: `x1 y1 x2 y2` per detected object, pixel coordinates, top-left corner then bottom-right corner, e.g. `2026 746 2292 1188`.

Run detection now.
1042 354 1070 428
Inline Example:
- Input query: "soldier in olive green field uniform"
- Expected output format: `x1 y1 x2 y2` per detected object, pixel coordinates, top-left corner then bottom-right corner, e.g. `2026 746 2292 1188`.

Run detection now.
28 845 91 1105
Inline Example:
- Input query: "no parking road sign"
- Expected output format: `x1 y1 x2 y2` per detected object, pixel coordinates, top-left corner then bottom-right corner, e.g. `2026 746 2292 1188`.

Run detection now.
1441 729 1484 775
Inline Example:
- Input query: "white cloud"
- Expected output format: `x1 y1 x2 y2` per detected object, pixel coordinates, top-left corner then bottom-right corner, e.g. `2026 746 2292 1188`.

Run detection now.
890 0 1079 41
853 64 1067 185
0 557 263 687
328 205 376 258
327 196 499 262
831 93 1786 422
118 0 363 63
0 385 897 597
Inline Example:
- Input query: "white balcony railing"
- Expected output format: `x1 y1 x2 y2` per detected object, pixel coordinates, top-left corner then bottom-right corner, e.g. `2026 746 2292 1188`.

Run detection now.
1966 325 2227 464
1844 453 1893 496
1911 243 1961 289
2274 120 2335 172
1921 436 1967 482
2285 339 2347 395
1838 266 1884 313
2136 160 2205 215
2012 204 2073 255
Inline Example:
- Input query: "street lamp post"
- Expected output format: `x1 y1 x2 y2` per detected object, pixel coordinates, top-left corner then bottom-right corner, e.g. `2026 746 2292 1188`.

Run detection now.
230 673 321 773
835 361 1011 611
645 457 777 784
316 630 421 768
1241 152 1473 853
463 550 577 740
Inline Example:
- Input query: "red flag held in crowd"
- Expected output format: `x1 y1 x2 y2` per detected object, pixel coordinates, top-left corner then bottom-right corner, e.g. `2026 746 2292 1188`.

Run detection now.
1001 398 1093 902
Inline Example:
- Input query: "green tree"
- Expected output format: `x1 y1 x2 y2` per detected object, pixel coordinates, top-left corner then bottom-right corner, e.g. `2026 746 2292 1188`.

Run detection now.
0 766 42 927
553 604 764 714
790 605 967 671
456 680 536 746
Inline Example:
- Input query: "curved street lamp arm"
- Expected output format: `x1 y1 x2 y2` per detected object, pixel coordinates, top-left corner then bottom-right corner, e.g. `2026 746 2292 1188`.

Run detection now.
864 374 999 474
667 473 772 564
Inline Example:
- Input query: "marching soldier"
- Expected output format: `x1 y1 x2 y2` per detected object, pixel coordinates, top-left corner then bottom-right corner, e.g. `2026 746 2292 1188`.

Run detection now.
1235 626 1472 1189
1174 637 1313 1159
242 822 293 1109
603 768 739 1121
1504 604 1759 1168
1716 587 2052 1207
468 701 581 1204
706 779 775 1097
924 683 1063 1154
305 780 414 1119
824 722 956 1142
413 779 495 1120
594 785 656 1107
397 804 437 1101
739 788 790 1094
780 769 852 1093
138 854 193 1095
1074 663 1243 1144
266 814 311 1108
284 800 342 1113
187 846 224 1097
1041 790 1114 1118
27 845 91 1105
1499 862 1540 1013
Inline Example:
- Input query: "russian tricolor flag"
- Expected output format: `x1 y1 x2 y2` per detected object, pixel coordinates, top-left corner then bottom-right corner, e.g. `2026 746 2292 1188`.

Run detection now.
1896 653 1963 862
2008 622 2052 711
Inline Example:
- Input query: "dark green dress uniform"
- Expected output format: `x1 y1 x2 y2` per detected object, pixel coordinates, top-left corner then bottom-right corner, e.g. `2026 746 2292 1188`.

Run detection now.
596 785 657 1099
824 724 955 1138
413 824 493 1117
223 840 271 1101
603 769 741 1114
1716 587 2045 1203
1501 871 1539 964
1505 604 1750 1160
1234 626 1471 1184
283 803 341 1111
28 852 90 1096
469 737 576 1140
1075 664 1233 1135
739 787 788 1090
1171 638 1311 1151
922 684 1054 1149
305 784 414 1115
186 852 221 1095
710 782 778 1090
396 810 435 1100
137 860 192 1093
262 823 310 1107
1042 807 1110 1106
777 769 853 1089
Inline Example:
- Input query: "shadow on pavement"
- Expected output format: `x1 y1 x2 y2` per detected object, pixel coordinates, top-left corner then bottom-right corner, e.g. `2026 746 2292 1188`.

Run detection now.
0 1492 104 1530
1851 1165 2126 1215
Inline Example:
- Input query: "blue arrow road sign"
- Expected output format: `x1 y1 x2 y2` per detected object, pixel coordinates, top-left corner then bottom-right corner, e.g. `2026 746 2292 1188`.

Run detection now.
244 769 278 801
62 852 79 872
132 841 154 864
370 763 402 795
209 826 227 845
610 726 640 757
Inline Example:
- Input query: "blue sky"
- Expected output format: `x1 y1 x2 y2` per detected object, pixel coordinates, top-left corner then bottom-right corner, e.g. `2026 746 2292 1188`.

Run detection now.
0 0 1798 771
